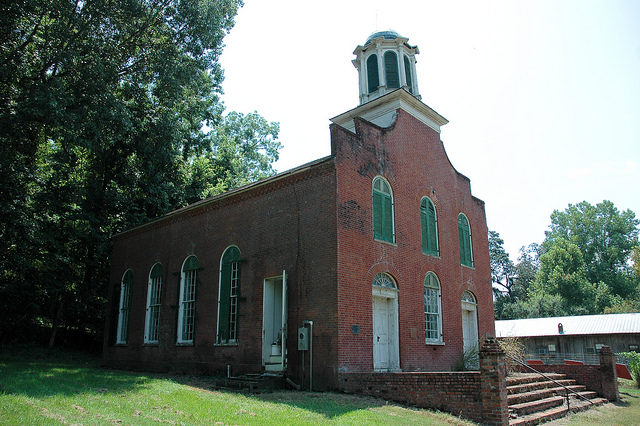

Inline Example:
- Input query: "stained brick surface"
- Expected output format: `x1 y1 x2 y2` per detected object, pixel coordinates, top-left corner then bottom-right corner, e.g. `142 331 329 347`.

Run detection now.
103 107 494 392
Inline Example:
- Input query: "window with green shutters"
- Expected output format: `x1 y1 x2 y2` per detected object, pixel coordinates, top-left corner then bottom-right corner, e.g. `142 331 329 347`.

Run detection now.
367 54 379 93
372 176 394 243
145 263 162 344
424 272 442 343
420 197 439 256
404 55 413 93
458 214 474 267
217 246 241 344
117 269 133 344
384 51 399 89
177 256 198 344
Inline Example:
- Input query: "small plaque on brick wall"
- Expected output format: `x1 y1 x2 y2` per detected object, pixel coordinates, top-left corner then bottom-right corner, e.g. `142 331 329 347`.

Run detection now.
352 325 360 334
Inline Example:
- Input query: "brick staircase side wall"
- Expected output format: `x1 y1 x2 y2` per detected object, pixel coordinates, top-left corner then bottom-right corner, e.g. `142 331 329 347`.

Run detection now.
513 346 618 401
338 372 482 422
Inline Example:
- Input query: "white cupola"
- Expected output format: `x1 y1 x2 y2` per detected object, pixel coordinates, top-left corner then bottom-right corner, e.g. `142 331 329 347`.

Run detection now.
353 31 421 105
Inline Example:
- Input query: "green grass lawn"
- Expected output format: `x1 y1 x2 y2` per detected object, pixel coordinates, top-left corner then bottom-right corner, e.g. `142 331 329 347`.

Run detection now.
0 346 472 425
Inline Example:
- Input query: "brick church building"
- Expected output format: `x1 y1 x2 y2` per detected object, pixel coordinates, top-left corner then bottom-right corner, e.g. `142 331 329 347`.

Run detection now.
103 31 495 390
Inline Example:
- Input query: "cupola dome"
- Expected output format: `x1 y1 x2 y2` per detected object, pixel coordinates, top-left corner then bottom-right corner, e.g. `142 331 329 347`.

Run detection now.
353 31 421 104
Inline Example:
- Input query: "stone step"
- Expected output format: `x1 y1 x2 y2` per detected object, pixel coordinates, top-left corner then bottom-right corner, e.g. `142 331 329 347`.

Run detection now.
213 373 285 393
507 379 577 395
508 385 586 405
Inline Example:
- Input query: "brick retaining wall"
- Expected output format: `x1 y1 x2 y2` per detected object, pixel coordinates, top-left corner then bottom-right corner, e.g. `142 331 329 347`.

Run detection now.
338 371 482 421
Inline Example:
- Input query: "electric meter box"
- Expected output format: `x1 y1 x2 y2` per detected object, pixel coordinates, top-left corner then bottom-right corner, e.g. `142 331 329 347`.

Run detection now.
298 327 309 351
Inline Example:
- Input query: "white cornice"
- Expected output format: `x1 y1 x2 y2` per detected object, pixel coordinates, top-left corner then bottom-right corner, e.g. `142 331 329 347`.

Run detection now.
330 89 448 134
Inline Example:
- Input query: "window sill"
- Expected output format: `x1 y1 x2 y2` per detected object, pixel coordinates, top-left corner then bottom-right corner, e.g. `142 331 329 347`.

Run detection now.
422 252 440 258
374 238 397 247
176 342 194 347
461 263 475 270
114 343 128 347
214 342 239 347
143 342 159 347
426 340 445 346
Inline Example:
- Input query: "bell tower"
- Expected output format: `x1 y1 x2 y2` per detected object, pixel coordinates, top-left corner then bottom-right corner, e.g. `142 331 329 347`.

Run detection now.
353 31 421 105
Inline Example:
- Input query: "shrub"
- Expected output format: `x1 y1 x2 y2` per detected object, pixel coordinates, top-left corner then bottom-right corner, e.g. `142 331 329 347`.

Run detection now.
498 337 527 375
618 352 640 388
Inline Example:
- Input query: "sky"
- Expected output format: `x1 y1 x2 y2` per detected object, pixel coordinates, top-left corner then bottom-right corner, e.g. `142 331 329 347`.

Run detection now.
219 0 640 260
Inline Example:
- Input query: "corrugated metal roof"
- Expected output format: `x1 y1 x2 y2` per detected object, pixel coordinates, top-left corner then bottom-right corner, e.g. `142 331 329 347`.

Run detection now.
495 313 640 338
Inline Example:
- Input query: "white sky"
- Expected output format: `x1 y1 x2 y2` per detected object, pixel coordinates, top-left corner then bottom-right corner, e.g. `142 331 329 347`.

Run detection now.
220 0 640 259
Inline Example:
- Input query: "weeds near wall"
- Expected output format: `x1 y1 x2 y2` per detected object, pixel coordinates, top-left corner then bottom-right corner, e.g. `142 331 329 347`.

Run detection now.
618 352 640 388
498 337 527 375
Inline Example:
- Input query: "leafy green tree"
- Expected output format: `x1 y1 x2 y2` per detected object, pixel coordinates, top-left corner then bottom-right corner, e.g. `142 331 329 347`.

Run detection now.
544 200 639 298
489 231 515 297
0 0 284 347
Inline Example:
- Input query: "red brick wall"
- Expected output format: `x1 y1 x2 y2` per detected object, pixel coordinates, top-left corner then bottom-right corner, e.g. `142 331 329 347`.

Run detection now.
339 372 482 421
103 160 340 389
332 110 494 373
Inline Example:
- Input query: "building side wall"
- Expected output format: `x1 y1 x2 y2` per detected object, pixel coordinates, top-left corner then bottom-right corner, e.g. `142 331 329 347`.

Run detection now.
103 162 339 389
520 334 640 359
332 110 494 373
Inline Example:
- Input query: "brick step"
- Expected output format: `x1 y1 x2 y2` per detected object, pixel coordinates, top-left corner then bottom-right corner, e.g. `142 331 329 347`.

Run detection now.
212 374 284 393
509 395 565 416
509 396 608 426
508 379 577 395
507 373 567 387
508 385 586 405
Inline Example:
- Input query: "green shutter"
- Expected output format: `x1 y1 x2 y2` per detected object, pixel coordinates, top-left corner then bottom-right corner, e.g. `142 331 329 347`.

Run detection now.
421 208 428 253
382 194 393 242
458 215 473 267
150 264 162 279
384 51 399 89
373 190 383 240
184 256 198 271
367 54 379 93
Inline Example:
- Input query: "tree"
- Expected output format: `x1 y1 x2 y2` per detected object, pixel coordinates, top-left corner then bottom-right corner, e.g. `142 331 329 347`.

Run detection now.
0 0 284 347
489 230 515 297
544 200 639 298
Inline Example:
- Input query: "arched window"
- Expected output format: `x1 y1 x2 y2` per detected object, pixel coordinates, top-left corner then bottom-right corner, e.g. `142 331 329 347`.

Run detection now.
217 246 241 344
424 272 442 343
117 269 133 344
458 214 473 267
177 255 198 344
372 176 395 243
144 263 162 344
372 273 397 289
367 54 380 93
404 56 413 93
384 51 399 89
420 197 438 256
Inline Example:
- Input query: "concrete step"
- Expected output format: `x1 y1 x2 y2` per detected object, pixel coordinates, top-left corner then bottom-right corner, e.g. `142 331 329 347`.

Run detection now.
213 373 285 393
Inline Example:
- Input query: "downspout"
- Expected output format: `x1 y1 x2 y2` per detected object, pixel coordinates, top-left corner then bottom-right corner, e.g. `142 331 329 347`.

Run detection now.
303 320 313 391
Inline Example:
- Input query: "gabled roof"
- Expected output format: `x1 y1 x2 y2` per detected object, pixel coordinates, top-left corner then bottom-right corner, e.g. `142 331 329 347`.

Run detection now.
495 313 640 338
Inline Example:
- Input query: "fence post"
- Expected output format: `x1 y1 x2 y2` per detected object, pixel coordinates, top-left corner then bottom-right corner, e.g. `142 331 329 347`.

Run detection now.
599 345 618 401
479 337 509 426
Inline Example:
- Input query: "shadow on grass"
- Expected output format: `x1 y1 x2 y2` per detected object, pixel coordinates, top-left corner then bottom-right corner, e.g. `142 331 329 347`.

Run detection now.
255 391 394 419
0 346 150 398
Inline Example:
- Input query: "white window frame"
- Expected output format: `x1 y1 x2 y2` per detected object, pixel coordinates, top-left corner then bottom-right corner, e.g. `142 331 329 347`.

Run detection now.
424 272 443 344
216 245 241 345
177 256 197 345
144 263 162 344
116 269 133 345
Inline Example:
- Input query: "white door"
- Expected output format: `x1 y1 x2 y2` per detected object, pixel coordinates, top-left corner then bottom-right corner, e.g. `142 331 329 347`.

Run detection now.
461 291 479 368
373 296 390 370
262 277 285 370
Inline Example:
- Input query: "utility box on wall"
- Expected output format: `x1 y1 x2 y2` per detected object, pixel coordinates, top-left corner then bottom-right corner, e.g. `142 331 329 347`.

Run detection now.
298 327 309 351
